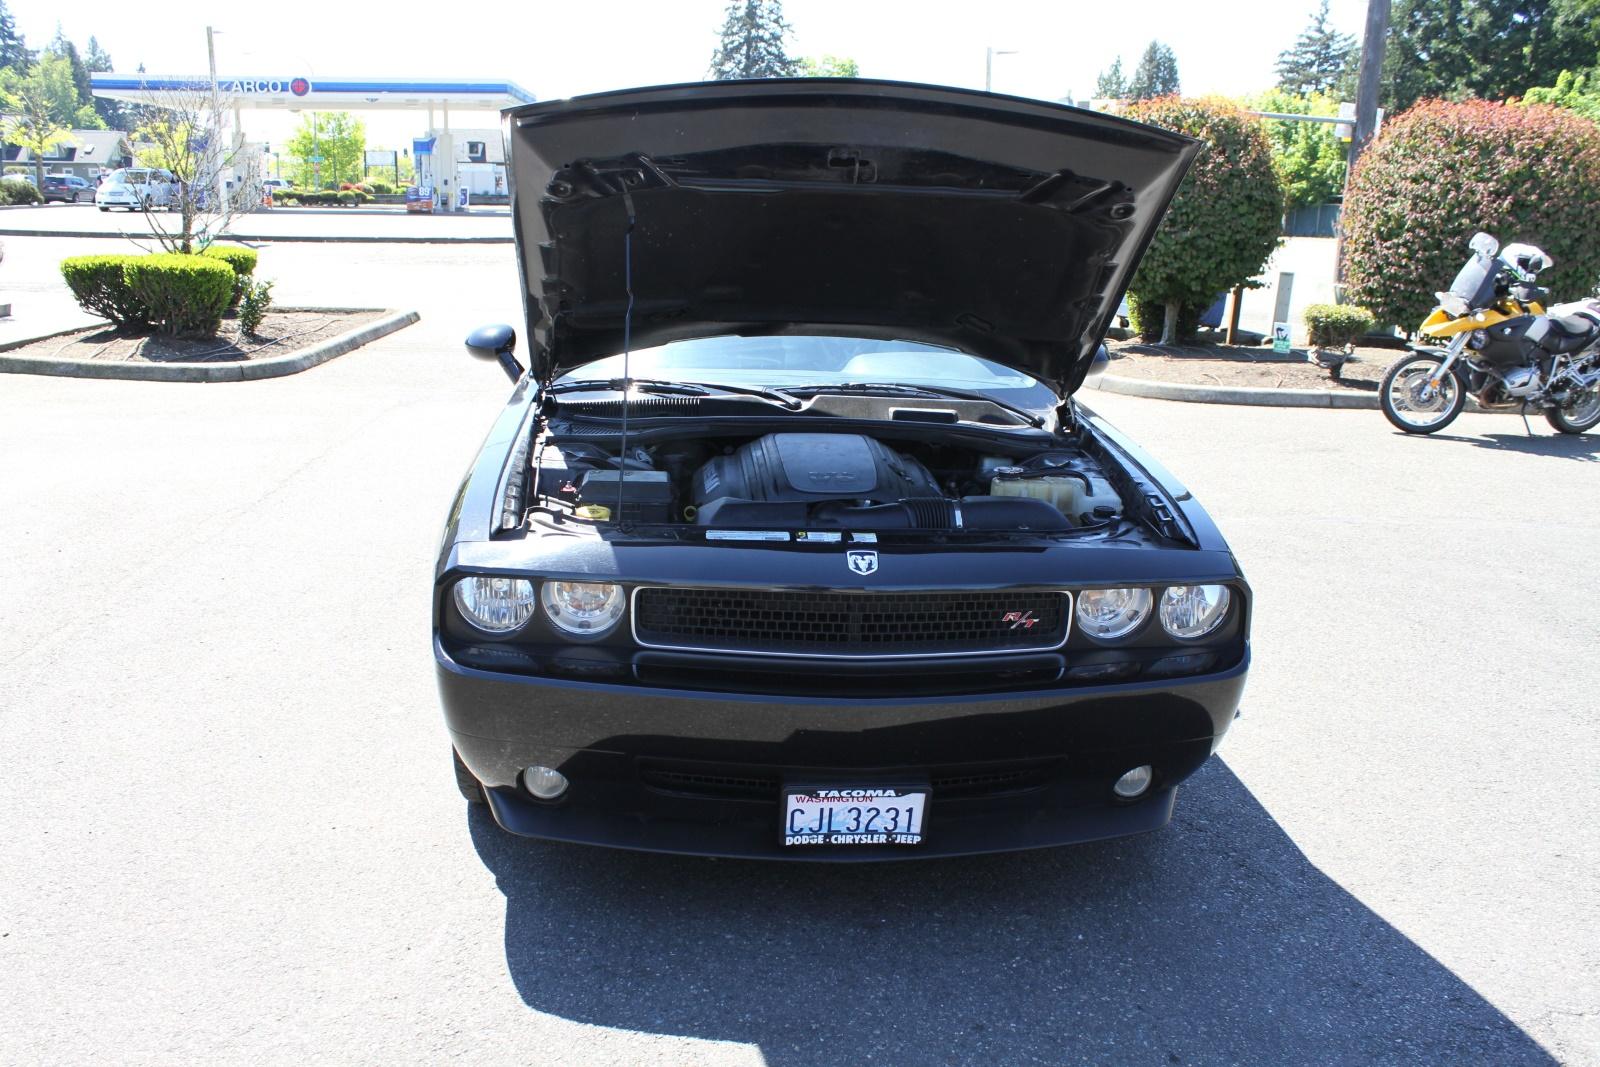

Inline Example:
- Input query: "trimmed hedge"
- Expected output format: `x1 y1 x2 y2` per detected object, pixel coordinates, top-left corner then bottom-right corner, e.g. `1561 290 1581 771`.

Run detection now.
1123 97 1283 343
123 255 236 336
1304 303 1375 347
1342 99 1600 329
275 189 368 206
60 255 151 330
202 245 259 307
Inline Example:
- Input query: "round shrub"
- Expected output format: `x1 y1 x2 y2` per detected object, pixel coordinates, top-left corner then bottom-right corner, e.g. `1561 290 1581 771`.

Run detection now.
123 254 235 336
0 180 43 206
1123 96 1284 343
60 254 150 330
1303 303 1375 347
1342 99 1600 330
202 245 259 307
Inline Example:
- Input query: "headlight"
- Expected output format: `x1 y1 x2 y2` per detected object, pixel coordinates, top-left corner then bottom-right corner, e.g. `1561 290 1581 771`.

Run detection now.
541 581 625 637
454 576 537 633
1158 585 1231 639
1075 587 1152 640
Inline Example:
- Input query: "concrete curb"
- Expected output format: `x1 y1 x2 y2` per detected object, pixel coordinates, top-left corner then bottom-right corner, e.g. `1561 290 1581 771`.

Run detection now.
1090 372 1380 409
0 226 511 244
0 308 420 382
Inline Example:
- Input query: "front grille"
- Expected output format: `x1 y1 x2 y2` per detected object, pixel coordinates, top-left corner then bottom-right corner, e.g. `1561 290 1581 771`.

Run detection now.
632 587 1069 658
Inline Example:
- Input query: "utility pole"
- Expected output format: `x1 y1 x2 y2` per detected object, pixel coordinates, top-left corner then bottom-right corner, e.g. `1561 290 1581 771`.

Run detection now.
206 26 225 208
985 47 1018 92
1335 0 1390 290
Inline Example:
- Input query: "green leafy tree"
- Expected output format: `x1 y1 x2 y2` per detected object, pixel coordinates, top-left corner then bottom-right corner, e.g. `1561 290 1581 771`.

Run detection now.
1123 97 1283 343
1342 99 1600 328
1096 57 1127 98
1383 0 1600 112
708 0 797 80
1247 88 1348 209
1523 69 1600 121
0 52 100 129
1127 41 1180 100
286 111 365 187
0 0 31 71
796 55 859 77
44 27 103 129
0 72 70 186
1275 0 1357 97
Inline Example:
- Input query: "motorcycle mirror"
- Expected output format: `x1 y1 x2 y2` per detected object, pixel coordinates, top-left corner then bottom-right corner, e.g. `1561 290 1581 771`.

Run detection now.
1469 232 1499 257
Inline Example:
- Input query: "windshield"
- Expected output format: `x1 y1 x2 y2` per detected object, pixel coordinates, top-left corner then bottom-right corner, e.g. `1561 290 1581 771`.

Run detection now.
1447 253 1499 307
556 334 1058 408
108 169 148 185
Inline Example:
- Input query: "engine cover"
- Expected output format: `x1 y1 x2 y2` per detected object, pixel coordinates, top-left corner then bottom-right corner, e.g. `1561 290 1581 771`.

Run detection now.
693 433 940 509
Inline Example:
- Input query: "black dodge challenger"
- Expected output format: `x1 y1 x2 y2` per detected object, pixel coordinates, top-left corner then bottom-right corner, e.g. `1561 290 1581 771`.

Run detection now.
435 79 1251 859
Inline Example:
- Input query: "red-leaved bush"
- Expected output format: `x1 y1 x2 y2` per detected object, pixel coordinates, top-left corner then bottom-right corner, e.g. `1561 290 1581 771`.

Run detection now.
1342 99 1600 329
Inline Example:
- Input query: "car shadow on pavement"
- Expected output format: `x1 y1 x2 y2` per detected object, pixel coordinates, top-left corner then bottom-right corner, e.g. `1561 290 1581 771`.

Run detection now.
469 758 1556 1066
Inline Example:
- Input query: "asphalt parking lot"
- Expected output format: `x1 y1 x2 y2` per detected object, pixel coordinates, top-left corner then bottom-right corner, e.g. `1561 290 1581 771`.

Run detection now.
2 236 1597 1065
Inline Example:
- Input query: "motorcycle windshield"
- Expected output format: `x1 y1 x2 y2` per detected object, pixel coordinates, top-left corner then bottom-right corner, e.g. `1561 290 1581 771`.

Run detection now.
1448 255 1499 308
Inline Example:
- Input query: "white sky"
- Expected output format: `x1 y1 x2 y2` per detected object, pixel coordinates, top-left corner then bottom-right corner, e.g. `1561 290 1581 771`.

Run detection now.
14 0 1372 148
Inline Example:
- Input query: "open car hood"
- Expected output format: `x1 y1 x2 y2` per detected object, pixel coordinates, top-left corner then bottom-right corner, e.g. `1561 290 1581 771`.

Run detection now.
505 80 1200 397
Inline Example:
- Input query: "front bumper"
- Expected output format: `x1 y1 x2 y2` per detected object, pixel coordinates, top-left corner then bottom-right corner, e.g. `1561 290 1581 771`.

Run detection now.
439 642 1249 860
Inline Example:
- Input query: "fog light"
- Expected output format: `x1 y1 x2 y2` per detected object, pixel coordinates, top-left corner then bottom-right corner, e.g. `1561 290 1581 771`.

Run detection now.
523 765 569 800
1113 764 1153 798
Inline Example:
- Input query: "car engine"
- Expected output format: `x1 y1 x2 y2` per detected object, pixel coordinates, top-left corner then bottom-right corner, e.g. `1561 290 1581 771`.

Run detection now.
541 429 1126 532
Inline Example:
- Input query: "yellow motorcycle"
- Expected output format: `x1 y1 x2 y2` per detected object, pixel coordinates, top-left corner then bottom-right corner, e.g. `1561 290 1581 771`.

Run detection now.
1381 232 1600 434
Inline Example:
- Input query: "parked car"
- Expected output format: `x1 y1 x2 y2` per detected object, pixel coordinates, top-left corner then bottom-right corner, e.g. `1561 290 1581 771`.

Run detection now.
1 172 35 185
436 80 1252 860
42 174 93 204
95 168 174 211
262 177 291 191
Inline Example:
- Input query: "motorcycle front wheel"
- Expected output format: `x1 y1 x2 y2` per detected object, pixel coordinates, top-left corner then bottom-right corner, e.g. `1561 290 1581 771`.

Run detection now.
1381 354 1466 434
1545 386 1600 434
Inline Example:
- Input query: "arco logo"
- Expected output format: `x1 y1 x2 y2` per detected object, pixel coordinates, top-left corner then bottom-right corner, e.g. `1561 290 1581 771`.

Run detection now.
290 77 311 97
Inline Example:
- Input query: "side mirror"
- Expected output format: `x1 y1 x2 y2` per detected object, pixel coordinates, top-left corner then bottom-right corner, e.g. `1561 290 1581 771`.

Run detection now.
465 323 523 384
1469 232 1499 257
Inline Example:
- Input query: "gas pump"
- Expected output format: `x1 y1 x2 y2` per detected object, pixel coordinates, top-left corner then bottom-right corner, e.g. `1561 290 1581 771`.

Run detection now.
408 132 462 212
408 136 436 214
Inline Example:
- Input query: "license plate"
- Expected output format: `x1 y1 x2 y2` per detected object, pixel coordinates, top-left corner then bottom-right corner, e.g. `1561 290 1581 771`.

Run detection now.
783 787 927 847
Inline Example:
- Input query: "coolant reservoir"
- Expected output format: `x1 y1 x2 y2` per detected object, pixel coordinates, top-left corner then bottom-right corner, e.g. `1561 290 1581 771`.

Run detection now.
990 470 1122 525
990 472 1086 521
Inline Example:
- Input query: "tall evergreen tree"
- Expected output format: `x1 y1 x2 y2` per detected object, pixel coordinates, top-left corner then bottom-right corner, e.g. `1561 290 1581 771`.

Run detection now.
708 0 797 80
48 26 93 109
1275 0 1358 96
1383 0 1600 111
0 0 31 71
1096 57 1127 98
82 35 123 128
1127 42 1180 100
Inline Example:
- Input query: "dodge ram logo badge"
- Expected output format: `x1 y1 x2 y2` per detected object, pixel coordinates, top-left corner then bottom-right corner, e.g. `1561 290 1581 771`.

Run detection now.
846 550 879 575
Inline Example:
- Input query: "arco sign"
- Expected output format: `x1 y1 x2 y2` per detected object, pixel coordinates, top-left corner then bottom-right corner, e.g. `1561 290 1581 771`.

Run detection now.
222 77 313 96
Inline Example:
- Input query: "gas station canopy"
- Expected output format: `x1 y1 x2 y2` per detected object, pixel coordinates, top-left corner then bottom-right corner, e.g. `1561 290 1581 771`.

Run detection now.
89 73 535 112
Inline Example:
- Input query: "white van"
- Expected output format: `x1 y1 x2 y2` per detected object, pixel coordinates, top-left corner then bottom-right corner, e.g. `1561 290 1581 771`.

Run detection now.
95 168 175 212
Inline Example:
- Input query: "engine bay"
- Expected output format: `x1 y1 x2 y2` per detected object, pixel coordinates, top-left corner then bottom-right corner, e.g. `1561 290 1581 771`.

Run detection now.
525 426 1133 535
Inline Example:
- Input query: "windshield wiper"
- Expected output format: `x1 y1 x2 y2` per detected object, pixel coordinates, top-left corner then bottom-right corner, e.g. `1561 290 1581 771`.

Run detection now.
787 382 1043 427
547 378 801 408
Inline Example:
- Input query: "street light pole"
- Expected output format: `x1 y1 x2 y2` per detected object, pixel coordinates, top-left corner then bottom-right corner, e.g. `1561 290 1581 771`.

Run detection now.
985 47 1019 93
206 26 226 208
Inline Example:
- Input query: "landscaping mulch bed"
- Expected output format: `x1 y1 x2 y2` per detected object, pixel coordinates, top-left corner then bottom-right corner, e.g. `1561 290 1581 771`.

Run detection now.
1106 338 1408 393
3 310 382 365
